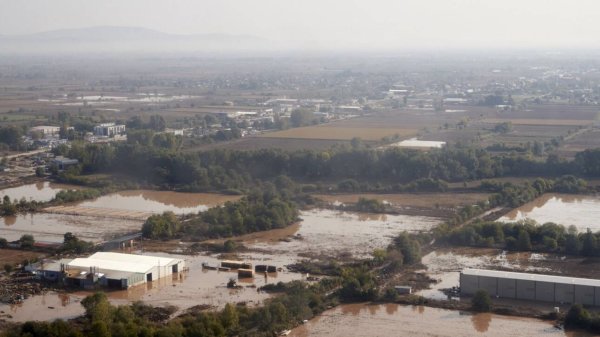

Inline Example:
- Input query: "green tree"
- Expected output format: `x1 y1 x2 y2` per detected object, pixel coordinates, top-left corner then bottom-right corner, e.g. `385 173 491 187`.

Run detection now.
471 290 492 312
290 109 315 127
142 212 180 239
393 232 421 265
19 234 35 249
565 304 591 329
220 303 239 330
81 292 112 322
581 229 598 256
516 230 532 251
90 321 110 337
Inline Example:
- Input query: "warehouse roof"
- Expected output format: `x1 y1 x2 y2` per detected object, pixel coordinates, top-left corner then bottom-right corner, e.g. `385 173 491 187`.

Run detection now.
89 252 179 267
67 252 182 275
69 257 153 274
462 268 600 288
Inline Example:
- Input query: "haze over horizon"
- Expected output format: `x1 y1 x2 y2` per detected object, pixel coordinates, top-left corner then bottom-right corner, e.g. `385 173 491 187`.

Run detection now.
0 0 600 53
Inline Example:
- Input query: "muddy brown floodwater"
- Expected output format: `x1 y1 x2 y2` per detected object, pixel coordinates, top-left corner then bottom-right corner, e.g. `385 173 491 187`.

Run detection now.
0 181 79 202
499 193 600 231
0 213 143 243
0 291 86 322
249 209 441 260
290 303 589 337
77 190 240 214
0 189 241 243
0 249 305 322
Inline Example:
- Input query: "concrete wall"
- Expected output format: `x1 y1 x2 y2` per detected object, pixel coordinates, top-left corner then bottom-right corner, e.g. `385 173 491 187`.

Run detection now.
535 281 555 302
460 273 600 306
574 285 595 306
498 278 517 299
516 279 536 300
460 273 479 295
555 283 575 304
478 276 498 296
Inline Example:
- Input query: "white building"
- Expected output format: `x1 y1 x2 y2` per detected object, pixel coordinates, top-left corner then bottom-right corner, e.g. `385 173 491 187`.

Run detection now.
29 125 61 137
461 268 600 306
41 252 185 289
94 123 126 137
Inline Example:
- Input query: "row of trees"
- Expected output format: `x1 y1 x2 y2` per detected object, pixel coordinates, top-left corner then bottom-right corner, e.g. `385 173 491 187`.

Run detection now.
442 219 600 256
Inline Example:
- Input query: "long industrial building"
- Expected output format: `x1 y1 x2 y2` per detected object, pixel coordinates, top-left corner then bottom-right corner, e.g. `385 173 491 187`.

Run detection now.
40 252 185 289
460 268 600 306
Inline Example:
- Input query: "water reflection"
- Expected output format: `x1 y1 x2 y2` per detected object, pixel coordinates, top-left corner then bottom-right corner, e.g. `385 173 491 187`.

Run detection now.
385 303 398 315
78 190 240 215
499 193 600 232
290 304 568 337
0 182 79 202
471 313 492 333
4 216 16 226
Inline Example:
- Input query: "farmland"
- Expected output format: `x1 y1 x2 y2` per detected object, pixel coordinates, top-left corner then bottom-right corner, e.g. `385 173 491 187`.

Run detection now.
260 124 418 141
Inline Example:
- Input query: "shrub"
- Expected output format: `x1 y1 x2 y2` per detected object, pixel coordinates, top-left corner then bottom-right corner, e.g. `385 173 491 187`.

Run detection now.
471 290 492 312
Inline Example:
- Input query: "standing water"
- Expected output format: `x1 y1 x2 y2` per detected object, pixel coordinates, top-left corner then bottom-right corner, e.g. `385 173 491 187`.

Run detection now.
499 194 600 232
290 303 584 337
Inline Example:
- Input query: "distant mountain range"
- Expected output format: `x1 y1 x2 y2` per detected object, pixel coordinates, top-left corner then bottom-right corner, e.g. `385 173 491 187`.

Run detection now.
0 26 277 55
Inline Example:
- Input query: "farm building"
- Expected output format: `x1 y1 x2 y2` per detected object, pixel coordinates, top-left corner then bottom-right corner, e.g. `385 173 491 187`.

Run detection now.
461 268 600 306
39 252 184 289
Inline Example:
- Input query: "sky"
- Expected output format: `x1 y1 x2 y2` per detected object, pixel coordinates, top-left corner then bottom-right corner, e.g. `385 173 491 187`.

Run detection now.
0 0 599 50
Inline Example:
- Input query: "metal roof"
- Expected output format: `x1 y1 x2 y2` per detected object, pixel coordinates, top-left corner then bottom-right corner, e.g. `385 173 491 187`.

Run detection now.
462 268 600 287
67 252 181 275
89 252 179 267
69 257 153 274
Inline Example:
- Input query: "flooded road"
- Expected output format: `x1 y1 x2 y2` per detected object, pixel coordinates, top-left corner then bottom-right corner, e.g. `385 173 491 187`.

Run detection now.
0 182 79 202
499 194 600 231
250 209 441 259
290 303 582 337
77 190 240 215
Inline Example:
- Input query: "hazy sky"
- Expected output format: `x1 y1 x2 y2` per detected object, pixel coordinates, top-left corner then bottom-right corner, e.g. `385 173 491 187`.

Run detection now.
1 0 599 50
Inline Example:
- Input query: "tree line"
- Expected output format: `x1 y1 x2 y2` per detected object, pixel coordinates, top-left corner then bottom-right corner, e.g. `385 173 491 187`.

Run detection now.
441 219 600 257
54 140 600 193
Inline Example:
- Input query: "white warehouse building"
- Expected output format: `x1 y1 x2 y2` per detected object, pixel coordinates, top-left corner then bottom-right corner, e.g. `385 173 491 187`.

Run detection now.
41 252 185 289
461 268 600 306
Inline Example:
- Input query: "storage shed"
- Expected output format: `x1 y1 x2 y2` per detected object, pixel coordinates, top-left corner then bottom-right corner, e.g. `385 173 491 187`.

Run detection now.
460 268 600 306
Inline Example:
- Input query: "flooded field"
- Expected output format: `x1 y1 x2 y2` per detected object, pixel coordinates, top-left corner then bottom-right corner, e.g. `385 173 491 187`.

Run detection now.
314 193 490 210
0 182 79 202
0 213 142 243
250 209 441 259
76 190 240 215
499 194 600 231
0 291 86 322
290 303 578 337
0 189 240 243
